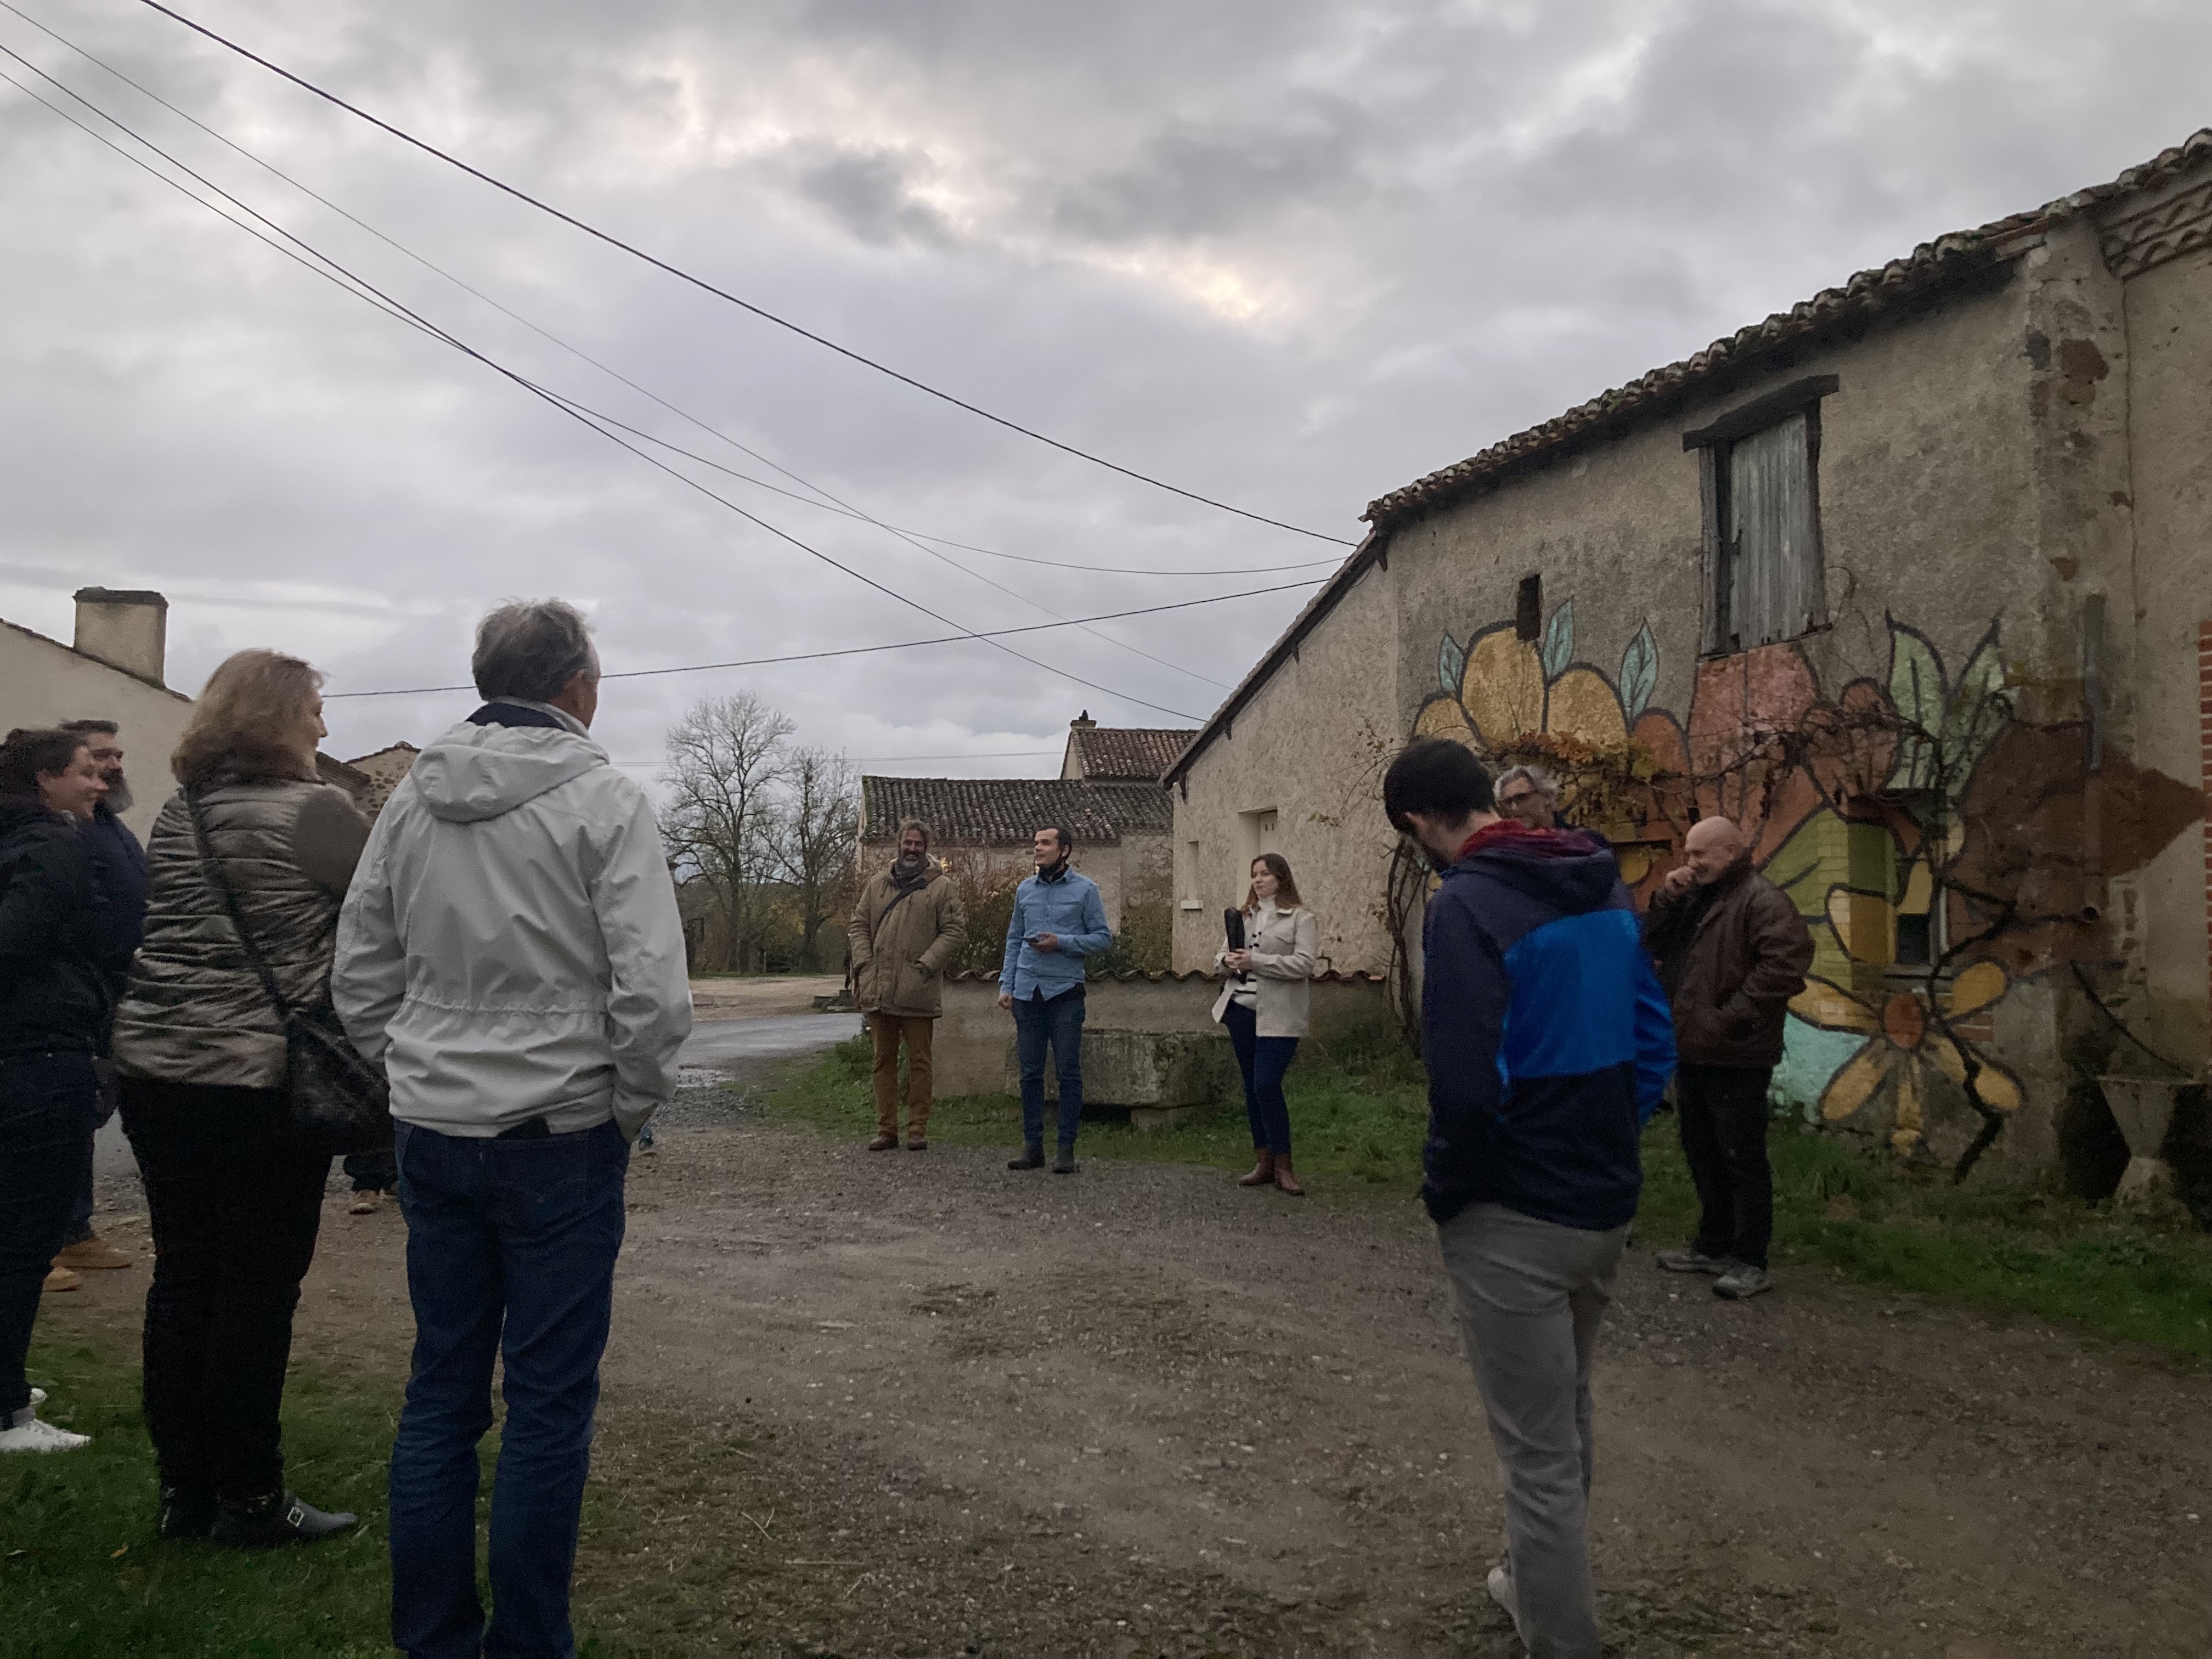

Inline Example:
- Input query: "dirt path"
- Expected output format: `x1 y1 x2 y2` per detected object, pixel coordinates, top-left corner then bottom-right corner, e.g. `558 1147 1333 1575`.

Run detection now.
57 1087 2212 1658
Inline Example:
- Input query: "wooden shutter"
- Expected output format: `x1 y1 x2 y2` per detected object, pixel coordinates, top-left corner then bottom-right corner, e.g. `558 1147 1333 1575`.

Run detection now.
1726 409 1824 647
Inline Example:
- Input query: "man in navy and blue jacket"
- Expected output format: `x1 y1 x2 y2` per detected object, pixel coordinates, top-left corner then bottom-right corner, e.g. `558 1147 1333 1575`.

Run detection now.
997 823 1112 1175
1383 737 1674 1659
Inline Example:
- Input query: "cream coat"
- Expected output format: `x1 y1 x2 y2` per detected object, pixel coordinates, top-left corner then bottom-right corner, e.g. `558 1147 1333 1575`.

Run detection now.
332 716 692 1141
846 862 966 1018
1209 903 1320 1039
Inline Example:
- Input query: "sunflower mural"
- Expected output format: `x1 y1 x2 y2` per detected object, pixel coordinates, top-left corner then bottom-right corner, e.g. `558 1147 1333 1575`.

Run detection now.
1413 603 1688 885
1406 602 2206 1164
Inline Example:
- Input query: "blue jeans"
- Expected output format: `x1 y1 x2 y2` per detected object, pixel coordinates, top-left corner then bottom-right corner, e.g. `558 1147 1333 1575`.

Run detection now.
389 1118 630 1659
1013 986 1085 1149
0 1051 97 1417
1221 1001 1299 1156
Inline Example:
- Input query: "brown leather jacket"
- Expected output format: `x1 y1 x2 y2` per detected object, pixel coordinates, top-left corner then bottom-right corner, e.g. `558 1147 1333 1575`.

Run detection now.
1641 858 1813 1070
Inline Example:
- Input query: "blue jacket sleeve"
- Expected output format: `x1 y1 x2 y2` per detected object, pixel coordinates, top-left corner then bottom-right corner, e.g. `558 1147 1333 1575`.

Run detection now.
1630 952 1677 1126
1064 882 1114 958
998 882 1026 993
1418 887 1510 1215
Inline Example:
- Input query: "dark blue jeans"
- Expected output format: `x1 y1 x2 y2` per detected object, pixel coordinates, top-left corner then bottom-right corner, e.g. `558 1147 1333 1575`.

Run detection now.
0 1051 97 1417
1221 1001 1299 1156
390 1117 630 1659
1013 986 1085 1150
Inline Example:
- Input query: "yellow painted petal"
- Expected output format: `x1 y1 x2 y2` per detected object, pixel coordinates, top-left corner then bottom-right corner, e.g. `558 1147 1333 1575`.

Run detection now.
1943 960 2007 1018
1826 887 1897 968
1820 1040 1891 1121
1460 629 1546 745
1544 666 1629 750
1898 858 1933 915
1615 845 1656 884
1890 1062 1924 1152
1791 977 1881 1033
1925 1032 2023 1112
1413 698 1479 748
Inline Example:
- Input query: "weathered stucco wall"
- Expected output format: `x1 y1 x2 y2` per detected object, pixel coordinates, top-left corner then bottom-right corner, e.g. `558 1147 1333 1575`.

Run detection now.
0 623 192 844
1170 557 1402 974
2117 220 2212 1068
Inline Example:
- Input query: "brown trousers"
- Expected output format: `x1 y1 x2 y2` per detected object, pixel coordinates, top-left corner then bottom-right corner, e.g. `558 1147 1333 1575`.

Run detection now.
868 1012 936 1137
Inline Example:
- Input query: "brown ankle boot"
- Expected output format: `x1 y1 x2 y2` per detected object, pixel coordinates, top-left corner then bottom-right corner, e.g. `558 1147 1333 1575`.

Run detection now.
1273 1157 1305 1197
1238 1150 1276 1187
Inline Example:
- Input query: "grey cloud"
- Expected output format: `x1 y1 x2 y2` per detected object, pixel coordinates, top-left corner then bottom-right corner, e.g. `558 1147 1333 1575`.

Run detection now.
787 142 953 247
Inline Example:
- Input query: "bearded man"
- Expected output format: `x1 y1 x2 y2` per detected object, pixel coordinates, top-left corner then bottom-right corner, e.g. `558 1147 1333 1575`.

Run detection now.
847 819 967 1151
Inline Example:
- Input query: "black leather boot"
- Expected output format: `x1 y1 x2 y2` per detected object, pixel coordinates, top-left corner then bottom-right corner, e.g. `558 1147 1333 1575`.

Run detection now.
157 1485 216 1540
1007 1143 1045 1170
210 1489 357 1547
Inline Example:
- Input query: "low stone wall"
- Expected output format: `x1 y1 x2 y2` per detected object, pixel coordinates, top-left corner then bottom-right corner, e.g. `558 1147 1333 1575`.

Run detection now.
930 970 1392 1107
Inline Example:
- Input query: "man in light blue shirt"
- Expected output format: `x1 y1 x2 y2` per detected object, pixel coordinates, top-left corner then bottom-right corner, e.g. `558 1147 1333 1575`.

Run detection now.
997 823 1113 1173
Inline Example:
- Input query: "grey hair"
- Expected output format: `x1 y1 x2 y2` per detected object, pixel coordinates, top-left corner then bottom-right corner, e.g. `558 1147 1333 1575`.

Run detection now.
1495 763 1560 803
471 600 599 703
896 817 930 848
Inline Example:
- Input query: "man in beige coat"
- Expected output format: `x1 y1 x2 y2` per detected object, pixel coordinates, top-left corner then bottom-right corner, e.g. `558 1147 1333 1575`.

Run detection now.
847 820 967 1150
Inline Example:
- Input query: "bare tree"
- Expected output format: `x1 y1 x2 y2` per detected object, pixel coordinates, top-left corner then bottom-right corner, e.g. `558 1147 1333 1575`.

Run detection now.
771 746 860 973
662 692 794 972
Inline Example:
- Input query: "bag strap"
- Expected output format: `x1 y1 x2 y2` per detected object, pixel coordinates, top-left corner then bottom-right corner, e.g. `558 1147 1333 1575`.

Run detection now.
184 788 296 1022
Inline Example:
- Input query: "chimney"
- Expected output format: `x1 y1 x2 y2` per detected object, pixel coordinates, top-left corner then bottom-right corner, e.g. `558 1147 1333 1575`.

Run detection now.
1070 710 1097 731
72 588 168 686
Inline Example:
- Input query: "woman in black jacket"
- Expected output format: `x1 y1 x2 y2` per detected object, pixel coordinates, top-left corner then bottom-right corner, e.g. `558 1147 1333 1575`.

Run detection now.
0 727 111 1454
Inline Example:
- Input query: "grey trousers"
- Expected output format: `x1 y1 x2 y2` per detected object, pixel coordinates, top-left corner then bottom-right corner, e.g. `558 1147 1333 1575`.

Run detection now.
1437 1202 1629 1659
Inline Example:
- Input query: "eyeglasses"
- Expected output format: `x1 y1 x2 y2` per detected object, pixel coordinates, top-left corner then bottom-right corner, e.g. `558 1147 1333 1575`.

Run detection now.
1499 791 1536 808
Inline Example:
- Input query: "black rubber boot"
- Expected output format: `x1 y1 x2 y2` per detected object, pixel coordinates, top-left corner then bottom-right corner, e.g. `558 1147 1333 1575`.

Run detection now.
157 1486 216 1540
1007 1143 1045 1170
210 1489 358 1547
1052 1147 1077 1174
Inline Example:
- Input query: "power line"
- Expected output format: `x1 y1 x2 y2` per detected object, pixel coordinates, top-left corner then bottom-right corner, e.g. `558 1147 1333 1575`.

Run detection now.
3 0 1343 675
128 0 1359 549
0 54 1321 720
322 583 1322 698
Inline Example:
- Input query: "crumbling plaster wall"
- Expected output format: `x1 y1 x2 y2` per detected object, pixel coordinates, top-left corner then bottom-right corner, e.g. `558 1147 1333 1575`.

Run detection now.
2115 194 2212 1069
1169 557 1402 973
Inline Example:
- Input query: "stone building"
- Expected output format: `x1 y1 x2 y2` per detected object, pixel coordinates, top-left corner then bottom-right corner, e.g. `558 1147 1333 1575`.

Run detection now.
345 741 421 817
1165 131 2212 1182
1 586 379 834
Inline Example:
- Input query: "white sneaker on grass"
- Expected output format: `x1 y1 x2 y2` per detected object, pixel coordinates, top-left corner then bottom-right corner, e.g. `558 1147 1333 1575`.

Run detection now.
1 1407 90 1453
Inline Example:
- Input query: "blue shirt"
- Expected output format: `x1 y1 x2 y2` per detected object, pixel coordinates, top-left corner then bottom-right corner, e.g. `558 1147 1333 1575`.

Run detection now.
998 866 1113 1001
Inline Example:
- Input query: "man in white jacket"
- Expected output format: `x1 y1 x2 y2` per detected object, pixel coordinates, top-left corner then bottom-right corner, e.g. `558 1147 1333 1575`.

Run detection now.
334 599 690 1659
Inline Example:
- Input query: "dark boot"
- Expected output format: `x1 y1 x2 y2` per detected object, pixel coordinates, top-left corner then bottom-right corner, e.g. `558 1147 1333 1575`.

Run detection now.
1272 1156 1305 1197
1007 1143 1045 1170
157 1486 216 1540
210 1489 357 1547
1051 1147 1077 1175
1238 1149 1277 1187
867 1132 899 1151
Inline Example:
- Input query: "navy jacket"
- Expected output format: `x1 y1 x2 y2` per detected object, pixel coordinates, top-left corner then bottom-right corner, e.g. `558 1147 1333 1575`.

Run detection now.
1419 822 1676 1231
82 802 148 998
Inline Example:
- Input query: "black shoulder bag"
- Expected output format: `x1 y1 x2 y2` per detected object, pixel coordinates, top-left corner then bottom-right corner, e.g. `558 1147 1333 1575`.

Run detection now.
186 789 391 1156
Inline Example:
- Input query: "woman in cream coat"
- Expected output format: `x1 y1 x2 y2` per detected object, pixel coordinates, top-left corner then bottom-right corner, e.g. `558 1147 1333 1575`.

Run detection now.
1211 853 1319 1195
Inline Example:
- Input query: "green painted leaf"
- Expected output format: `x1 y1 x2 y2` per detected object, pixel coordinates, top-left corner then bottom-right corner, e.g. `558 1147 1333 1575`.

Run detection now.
1438 633 1466 695
1541 601 1575 679
1619 622 1657 720
1939 630 2010 799
1886 624 1945 791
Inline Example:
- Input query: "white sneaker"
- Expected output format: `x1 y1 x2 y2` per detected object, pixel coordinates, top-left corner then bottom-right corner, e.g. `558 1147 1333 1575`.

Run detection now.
28 1387 44 1408
0 1410 91 1453
1486 1563 1522 1636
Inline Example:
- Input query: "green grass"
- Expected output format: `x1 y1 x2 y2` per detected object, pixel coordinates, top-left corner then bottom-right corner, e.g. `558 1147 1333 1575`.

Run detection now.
770 1030 2212 1359
2 1343 398 1659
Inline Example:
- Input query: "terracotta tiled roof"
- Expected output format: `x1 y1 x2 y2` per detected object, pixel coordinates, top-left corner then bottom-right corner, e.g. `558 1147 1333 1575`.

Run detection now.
1363 127 2212 529
344 742 420 817
861 776 1172 845
1163 128 2212 791
1069 726 1194 782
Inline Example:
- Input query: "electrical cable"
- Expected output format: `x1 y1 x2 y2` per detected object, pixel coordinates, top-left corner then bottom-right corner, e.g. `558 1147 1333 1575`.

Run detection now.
323 583 1321 698
0 54 1323 718
4 0 1350 599
129 0 1359 548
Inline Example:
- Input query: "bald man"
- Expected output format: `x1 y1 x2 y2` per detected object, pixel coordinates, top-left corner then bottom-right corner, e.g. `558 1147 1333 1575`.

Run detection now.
1641 817 1813 1300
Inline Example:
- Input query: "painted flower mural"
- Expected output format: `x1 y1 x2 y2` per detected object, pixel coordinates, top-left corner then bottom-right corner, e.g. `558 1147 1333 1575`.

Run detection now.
1408 601 2204 1174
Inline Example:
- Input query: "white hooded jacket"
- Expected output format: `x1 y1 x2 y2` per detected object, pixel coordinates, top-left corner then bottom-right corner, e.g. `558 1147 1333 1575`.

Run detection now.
333 706 692 1139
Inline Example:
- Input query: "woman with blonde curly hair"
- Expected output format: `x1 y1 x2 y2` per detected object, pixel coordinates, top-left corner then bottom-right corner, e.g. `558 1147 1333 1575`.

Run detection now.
112 650 370 1545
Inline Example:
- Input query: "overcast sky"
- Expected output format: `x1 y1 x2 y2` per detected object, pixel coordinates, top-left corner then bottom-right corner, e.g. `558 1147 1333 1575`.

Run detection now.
2 0 2205 780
